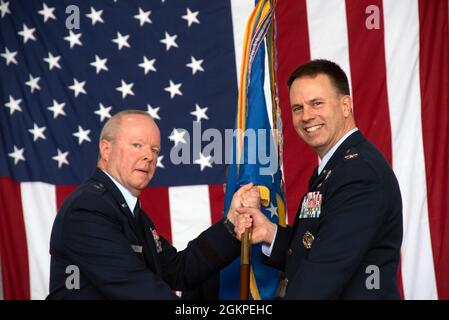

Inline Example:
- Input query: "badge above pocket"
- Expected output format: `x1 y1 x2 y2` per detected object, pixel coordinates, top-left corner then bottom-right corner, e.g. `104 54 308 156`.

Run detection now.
299 191 322 218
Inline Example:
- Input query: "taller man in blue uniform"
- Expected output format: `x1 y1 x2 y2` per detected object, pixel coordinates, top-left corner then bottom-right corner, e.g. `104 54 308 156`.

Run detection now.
48 110 257 299
237 59 403 299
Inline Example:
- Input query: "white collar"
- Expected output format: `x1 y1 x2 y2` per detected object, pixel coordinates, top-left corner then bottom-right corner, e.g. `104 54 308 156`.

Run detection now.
103 170 138 215
318 128 359 175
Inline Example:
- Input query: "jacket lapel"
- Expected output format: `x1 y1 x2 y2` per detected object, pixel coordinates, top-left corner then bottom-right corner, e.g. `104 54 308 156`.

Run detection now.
293 131 367 232
138 210 163 277
91 168 162 275
91 168 135 219
320 130 365 174
308 130 366 190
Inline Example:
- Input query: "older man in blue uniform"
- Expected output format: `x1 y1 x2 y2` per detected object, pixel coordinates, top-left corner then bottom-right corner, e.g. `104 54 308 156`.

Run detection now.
47 110 256 299
237 60 403 299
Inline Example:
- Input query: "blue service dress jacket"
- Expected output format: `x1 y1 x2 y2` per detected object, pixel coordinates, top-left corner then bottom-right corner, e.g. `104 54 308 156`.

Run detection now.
47 168 240 299
263 130 403 299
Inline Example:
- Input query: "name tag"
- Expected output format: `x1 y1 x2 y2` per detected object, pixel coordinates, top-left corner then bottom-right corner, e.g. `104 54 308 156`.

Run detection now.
131 244 143 253
299 191 322 219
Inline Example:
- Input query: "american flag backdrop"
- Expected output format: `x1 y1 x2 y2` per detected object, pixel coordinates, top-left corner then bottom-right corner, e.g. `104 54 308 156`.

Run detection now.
0 0 448 300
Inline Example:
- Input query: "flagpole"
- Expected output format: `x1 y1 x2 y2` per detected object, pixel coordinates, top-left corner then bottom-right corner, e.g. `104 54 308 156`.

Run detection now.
235 0 276 300
240 226 251 300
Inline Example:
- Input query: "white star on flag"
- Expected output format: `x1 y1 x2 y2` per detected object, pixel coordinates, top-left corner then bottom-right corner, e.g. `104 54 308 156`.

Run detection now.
94 103 112 122
73 126 92 145
146 104 160 120
69 78 87 97
28 123 47 141
52 149 69 168
116 80 134 98
186 56 204 75
0 0 11 18
8 146 25 165
267 202 278 218
112 32 130 50
1 47 18 65
190 104 208 122
194 152 212 171
38 3 56 22
64 30 83 48
25 74 41 93
139 56 156 74
18 24 36 43
182 8 200 27
86 7 104 25
157 155 164 168
43 52 61 70
160 32 178 51
134 8 152 26
168 129 187 147
4 95 22 115
90 55 108 74
164 80 182 99
47 99 66 119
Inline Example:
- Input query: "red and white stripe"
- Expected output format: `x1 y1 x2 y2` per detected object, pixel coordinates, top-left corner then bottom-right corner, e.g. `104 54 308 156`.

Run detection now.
0 0 448 300
276 0 449 300
383 0 437 299
0 181 226 299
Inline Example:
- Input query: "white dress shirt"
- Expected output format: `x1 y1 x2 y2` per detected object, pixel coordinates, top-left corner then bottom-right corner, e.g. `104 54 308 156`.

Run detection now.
103 170 138 215
317 128 358 175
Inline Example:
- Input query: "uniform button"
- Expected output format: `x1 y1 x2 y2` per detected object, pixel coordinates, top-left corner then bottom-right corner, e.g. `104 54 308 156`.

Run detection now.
287 248 293 256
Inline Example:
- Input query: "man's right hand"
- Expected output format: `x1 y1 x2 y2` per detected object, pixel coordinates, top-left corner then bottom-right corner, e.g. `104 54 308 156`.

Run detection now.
235 207 276 245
